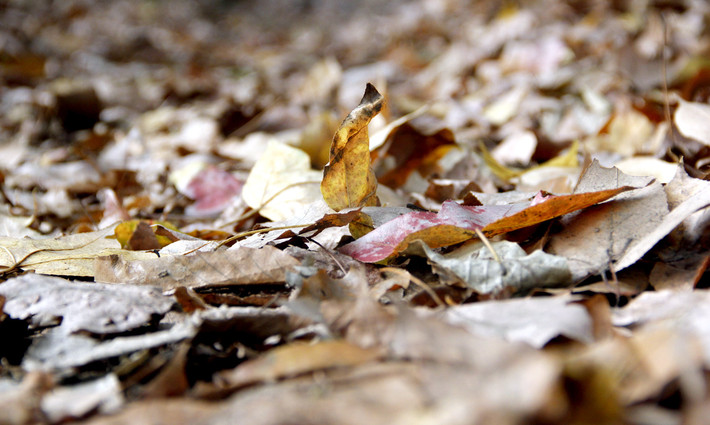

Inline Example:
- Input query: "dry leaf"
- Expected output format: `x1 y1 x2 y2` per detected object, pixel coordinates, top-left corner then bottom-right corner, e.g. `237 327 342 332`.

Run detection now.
41 374 123 423
0 274 175 335
215 340 382 389
444 295 593 348
375 121 456 189
674 98 710 146
341 186 633 263
0 226 158 277
548 161 710 280
423 240 571 294
321 83 384 211
95 245 299 291
547 182 668 281
241 141 323 221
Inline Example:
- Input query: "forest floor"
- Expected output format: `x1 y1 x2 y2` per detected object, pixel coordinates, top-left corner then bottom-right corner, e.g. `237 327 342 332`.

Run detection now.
1 0 710 424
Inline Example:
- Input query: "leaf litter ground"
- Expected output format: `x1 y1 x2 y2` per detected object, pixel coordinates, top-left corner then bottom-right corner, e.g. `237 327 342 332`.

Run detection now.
1 1 710 424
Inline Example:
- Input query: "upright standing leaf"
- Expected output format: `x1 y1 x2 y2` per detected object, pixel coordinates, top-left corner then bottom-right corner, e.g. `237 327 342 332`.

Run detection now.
321 83 384 211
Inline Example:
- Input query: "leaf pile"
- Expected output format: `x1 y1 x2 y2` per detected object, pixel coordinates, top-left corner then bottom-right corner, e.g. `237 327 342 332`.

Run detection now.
1 1 710 424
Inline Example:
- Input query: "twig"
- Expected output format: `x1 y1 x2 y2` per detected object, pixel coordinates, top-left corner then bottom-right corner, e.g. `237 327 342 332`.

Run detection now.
214 224 311 250
305 237 347 277
220 180 321 229
474 228 501 263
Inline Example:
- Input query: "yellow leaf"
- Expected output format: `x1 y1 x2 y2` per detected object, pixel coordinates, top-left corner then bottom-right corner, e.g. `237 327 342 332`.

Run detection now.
481 140 579 182
114 220 178 250
321 83 384 211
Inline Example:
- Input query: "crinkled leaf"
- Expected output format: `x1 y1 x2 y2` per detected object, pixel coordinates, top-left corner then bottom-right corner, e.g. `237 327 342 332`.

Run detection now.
0 274 175 335
95 246 299 291
423 240 571 294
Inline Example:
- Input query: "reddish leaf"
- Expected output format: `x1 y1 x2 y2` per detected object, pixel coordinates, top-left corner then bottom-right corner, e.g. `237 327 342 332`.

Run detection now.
184 165 243 217
341 186 636 263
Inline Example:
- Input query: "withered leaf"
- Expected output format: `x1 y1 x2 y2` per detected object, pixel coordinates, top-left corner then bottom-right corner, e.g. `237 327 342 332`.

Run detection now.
321 83 384 211
215 340 382 390
341 186 634 263
0 227 157 277
0 274 175 335
95 245 299 291
423 240 571 294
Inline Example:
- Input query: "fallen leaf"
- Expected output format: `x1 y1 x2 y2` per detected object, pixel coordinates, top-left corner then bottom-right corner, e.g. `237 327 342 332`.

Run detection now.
114 220 179 250
340 201 520 262
674 98 710 146
423 240 571 294
95 245 299 291
341 186 634 263
321 83 384 211
41 374 123 423
215 340 382 389
614 156 678 184
0 274 175 335
612 289 710 364
586 108 658 156
375 120 456 189
547 182 668 281
482 140 579 183
443 295 593 347
180 165 244 217
241 141 322 221
0 227 158 277
22 321 197 372
548 162 710 280
481 186 633 236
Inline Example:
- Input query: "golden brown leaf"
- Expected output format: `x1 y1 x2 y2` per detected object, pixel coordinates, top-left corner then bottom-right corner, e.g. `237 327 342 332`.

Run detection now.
321 83 384 211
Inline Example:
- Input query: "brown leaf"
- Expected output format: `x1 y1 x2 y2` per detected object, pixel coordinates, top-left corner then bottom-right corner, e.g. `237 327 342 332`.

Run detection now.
341 186 634 263
321 83 384 211
375 121 456 189
215 340 382 390
95 246 299 291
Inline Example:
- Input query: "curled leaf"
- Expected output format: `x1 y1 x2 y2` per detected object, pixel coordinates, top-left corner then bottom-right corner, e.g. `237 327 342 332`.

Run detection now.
321 83 384 211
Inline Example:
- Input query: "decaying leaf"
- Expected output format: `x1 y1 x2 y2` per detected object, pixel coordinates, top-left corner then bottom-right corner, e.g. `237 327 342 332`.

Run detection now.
321 83 384 211
215 340 382 390
423 240 571 294
95 245 299 291
0 227 158 277
0 274 175 335
444 295 594 348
